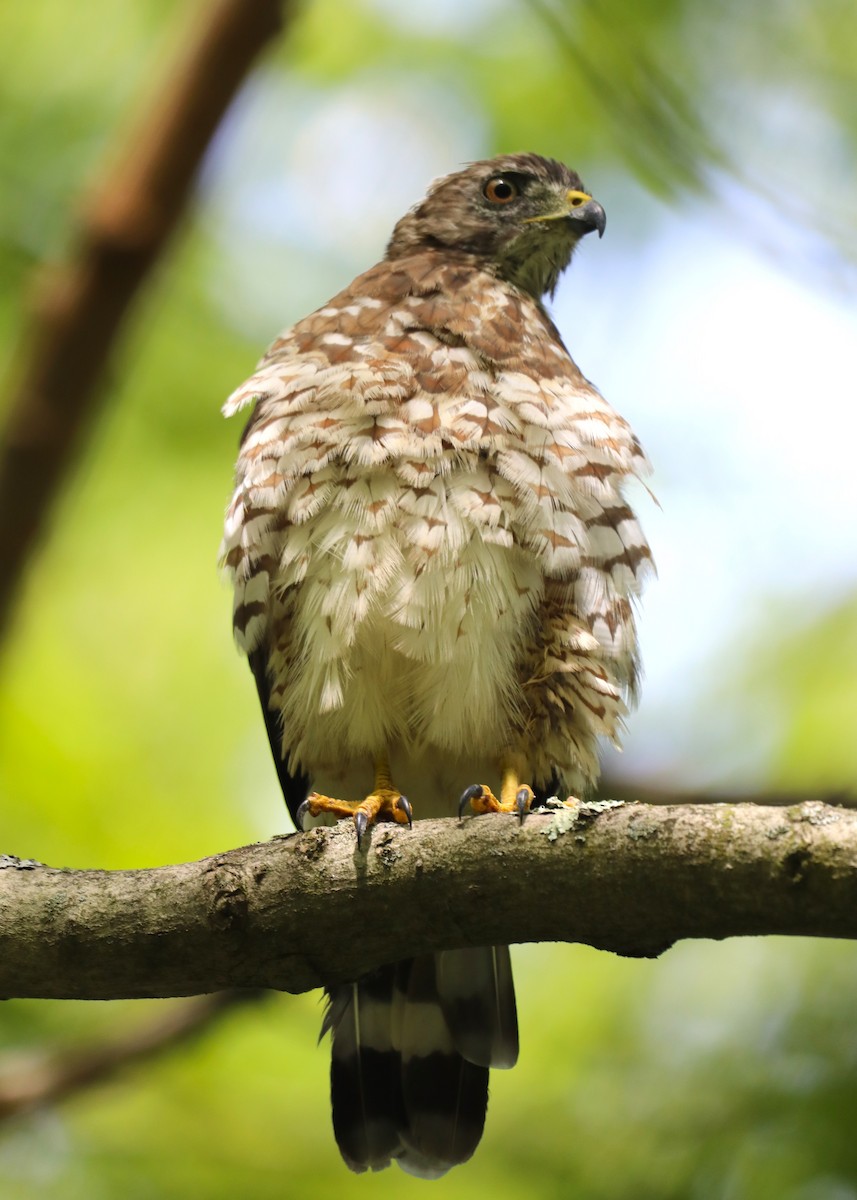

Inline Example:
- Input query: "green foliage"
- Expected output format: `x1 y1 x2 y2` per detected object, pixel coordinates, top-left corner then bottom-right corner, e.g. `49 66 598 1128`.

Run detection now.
748 596 857 789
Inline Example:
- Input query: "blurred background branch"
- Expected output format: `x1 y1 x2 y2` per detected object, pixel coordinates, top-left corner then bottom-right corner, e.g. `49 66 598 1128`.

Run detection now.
0 990 265 1123
0 0 287 640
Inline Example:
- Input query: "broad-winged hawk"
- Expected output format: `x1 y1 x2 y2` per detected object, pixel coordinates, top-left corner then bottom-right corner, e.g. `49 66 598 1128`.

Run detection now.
221 152 652 1177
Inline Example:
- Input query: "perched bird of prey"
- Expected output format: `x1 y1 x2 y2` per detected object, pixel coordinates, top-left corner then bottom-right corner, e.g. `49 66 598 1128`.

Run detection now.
221 153 652 1177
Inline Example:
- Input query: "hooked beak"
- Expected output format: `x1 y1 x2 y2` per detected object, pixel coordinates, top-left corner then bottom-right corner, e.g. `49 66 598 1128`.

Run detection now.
525 189 606 238
565 190 606 238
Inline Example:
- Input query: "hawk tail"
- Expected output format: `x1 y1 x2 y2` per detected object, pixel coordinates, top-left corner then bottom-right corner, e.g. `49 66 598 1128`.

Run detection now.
325 948 517 1178
325 965 406 1173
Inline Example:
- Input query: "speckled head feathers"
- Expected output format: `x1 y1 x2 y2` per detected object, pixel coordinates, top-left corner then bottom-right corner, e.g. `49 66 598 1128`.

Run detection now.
385 153 605 298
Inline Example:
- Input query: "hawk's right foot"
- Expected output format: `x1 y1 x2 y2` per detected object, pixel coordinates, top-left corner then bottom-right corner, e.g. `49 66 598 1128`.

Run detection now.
296 755 412 846
298 789 412 846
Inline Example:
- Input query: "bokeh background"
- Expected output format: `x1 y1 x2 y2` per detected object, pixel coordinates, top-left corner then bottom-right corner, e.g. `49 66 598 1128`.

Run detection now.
2 1 857 1196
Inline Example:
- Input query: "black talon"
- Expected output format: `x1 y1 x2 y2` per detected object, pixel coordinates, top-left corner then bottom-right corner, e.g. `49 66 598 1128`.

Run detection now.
515 787 531 824
397 795 413 828
296 799 311 830
354 809 368 847
459 783 484 819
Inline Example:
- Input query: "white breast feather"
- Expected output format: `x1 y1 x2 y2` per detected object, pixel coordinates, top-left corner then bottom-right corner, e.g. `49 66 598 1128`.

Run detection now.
222 289 651 793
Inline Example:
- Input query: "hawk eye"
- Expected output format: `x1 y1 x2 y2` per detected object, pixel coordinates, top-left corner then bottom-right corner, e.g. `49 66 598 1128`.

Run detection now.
483 176 519 205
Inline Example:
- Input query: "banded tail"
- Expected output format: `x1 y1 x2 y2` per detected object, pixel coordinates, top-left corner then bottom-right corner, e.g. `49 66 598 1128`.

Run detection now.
325 947 518 1178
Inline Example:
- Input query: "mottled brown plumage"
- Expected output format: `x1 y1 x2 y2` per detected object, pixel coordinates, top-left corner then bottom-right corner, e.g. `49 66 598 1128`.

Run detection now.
221 153 652 1176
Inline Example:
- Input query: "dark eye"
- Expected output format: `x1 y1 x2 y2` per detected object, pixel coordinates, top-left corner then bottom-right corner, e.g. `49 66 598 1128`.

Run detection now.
483 176 520 205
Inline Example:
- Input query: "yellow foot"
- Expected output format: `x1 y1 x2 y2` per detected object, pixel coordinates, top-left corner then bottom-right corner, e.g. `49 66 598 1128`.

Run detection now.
297 786 412 846
458 762 535 824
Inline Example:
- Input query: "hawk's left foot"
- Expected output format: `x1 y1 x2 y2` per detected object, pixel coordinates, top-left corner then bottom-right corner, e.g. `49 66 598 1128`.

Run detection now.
459 765 535 824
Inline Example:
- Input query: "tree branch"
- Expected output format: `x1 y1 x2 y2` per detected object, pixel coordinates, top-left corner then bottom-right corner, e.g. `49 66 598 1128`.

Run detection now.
0 0 288 638
3 800 855 1001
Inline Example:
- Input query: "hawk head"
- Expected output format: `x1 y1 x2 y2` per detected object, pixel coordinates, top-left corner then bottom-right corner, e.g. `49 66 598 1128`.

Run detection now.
386 152 606 299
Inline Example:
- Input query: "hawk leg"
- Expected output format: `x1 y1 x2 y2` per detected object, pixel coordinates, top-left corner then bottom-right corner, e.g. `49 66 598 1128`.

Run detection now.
458 757 535 824
297 754 412 846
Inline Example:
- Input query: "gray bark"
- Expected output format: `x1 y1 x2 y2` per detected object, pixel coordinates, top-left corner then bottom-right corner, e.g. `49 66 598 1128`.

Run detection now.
2 800 855 1001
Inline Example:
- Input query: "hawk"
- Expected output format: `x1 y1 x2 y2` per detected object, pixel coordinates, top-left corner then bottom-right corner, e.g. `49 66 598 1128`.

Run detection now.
221 153 652 1177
